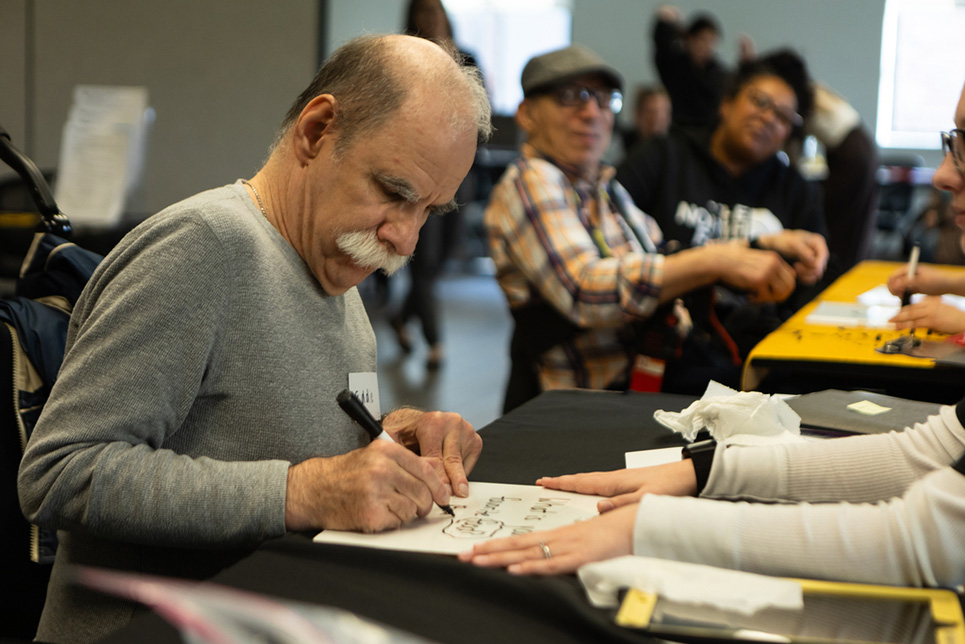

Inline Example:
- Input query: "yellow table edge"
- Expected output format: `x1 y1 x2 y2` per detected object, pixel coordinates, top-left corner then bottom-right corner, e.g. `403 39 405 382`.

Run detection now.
742 260 965 391
616 578 965 643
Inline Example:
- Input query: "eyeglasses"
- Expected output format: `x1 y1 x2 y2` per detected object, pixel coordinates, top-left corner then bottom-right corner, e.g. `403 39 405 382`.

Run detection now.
550 84 623 115
744 87 803 129
941 129 965 174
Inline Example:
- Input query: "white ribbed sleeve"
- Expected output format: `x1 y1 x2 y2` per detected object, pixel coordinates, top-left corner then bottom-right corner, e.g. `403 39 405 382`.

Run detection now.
633 404 965 587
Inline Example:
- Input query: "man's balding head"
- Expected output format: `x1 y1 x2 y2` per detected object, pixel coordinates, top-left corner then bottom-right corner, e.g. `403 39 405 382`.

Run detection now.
277 34 490 155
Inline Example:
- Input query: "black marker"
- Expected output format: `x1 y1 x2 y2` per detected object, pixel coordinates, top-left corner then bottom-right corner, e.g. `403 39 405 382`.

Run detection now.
337 389 454 517
901 243 920 308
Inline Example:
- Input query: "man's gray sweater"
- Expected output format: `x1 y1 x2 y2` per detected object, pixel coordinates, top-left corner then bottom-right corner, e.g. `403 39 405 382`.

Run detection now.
19 183 376 643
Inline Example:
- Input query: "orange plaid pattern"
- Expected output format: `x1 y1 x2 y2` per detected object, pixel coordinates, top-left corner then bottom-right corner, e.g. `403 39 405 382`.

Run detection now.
485 144 666 391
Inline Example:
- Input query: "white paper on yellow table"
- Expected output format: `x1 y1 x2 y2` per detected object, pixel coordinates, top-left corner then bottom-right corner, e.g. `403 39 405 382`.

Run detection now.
312 482 603 555
807 285 965 328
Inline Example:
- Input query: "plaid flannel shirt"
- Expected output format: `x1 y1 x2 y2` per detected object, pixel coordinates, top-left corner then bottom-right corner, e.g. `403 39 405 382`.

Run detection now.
484 143 666 391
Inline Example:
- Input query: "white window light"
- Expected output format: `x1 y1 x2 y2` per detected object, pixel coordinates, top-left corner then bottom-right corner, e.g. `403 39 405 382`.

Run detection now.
444 0 573 116
877 0 965 150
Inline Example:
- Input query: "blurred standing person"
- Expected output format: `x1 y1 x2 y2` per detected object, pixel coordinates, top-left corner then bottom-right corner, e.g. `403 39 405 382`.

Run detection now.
652 4 754 128
389 0 482 369
620 84 672 158
804 84 880 271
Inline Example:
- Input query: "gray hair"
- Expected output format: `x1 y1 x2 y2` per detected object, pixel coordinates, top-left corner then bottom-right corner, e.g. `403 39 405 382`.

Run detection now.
274 34 491 154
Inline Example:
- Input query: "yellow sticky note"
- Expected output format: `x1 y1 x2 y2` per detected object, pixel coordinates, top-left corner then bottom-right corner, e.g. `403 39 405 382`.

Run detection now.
847 400 892 416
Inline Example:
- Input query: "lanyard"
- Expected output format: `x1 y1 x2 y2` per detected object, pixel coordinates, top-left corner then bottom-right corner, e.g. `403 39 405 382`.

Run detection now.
522 150 659 257
573 181 658 257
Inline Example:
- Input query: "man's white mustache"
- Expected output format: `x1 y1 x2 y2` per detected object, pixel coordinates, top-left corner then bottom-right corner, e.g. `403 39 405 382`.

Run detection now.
336 230 412 276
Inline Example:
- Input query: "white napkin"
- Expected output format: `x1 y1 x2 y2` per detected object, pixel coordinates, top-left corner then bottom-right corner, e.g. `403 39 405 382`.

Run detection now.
578 555 803 615
654 381 804 445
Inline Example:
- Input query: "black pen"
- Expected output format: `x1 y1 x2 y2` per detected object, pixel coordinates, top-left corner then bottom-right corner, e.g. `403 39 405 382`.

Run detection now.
901 243 921 308
336 389 454 517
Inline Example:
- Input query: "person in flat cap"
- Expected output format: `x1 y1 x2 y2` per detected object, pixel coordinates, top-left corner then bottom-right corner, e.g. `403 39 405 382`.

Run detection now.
484 44 800 412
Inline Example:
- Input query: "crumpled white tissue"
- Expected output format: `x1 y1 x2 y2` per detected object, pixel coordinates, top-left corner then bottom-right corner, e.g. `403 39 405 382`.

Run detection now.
578 555 803 615
654 381 803 445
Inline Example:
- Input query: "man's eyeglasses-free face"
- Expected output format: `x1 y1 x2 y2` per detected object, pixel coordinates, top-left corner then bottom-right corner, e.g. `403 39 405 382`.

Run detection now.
743 86 803 129
549 84 624 115
941 129 965 174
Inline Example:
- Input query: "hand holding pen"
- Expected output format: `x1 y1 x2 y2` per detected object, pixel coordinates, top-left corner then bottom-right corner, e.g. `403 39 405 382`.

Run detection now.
281 393 459 533
283 431 454 533
886 246 965 335
338 389 455 516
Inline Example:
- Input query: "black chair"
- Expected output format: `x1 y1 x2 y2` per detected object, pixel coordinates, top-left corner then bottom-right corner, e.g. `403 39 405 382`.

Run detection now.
872 153 926 260
0 171 55 286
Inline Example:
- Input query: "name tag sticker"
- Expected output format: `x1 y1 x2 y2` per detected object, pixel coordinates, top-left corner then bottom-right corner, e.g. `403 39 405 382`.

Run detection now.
348 372 381 419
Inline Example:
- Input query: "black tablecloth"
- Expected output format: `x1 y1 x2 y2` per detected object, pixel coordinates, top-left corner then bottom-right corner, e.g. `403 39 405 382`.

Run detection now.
470 389 693 484
101 390 695 644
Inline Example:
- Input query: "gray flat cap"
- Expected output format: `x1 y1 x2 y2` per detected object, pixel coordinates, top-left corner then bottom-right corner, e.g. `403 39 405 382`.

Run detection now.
521 44 623 96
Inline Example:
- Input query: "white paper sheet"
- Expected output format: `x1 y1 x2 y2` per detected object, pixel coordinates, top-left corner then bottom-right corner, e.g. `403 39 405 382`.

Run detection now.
805 301 899 328
857 284 965 311
312 482 603 555
808 287 965 328
54 85 150 228
578 555 803 613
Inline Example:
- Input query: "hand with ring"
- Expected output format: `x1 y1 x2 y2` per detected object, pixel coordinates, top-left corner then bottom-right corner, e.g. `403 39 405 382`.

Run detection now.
458 504 638 575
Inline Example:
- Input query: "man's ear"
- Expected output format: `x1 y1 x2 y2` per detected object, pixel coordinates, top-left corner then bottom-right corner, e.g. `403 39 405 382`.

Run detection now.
292 94 338 164
515 99 536 135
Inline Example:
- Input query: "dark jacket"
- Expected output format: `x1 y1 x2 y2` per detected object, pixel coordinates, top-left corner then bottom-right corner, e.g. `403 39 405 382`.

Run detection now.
653 18 727 128
615 125 826 249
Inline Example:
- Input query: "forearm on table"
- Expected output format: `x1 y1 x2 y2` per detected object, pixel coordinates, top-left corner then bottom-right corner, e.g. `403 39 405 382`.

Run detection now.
634 467 965 587
704 404 965 504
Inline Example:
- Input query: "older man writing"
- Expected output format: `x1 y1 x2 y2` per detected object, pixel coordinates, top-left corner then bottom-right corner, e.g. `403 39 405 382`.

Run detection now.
18 34 488 644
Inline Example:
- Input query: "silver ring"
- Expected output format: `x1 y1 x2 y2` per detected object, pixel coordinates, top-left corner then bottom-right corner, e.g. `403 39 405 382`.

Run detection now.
538 539 552 560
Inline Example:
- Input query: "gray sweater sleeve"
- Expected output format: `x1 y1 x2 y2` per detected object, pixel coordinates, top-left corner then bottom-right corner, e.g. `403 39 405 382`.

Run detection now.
18 213 290 547
632 405 965 587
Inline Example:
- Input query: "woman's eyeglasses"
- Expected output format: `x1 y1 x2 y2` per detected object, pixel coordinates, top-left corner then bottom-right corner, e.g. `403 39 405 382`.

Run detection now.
744 87 803 129
941 129 965 174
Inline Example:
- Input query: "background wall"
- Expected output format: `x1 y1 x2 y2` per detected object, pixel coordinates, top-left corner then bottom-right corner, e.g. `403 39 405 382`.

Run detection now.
0 0 319 215
325 0 941 165
0 2 28 153
574 1 885 140
0 0 942 217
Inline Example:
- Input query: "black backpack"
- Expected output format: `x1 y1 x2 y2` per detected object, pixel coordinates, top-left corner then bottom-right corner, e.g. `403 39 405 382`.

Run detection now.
0 126 102 639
